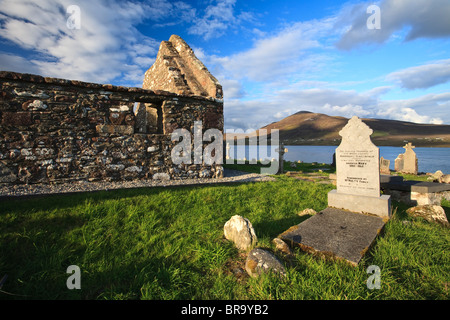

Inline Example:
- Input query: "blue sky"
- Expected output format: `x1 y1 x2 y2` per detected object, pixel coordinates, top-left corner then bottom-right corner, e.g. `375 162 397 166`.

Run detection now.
0 0 449 130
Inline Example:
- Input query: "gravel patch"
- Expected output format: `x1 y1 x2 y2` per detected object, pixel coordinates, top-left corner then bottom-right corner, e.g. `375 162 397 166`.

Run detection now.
0 169 276 198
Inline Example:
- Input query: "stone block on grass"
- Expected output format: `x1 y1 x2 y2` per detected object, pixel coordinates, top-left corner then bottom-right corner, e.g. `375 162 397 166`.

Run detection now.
245 248 286 278
224 215 257 251
406 205 449 227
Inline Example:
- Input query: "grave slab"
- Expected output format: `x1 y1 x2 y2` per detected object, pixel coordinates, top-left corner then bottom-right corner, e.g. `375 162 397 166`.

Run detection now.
380 174 403 184
381 179 450 205
381 180 450 193
279 207 386 266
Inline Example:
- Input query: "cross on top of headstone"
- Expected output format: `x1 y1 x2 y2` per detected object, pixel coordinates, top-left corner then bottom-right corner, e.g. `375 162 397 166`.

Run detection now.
275 145 288 155
338 116 373 146
403 142 415 151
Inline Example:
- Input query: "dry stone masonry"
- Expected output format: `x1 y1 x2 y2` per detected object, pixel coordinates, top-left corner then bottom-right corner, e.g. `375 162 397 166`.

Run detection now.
143 35 223 100
0 35 224 185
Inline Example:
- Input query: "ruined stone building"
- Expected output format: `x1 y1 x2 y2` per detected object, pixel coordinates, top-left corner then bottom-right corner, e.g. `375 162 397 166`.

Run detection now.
0 35 224 185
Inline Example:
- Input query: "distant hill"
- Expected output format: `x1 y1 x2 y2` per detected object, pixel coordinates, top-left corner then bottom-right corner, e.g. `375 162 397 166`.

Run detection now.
259 111 450 147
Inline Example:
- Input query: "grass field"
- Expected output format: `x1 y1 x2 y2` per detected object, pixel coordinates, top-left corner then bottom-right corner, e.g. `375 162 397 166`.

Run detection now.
0 171 449 300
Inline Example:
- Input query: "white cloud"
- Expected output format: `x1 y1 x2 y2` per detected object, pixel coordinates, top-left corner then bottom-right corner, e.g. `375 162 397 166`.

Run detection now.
377 107 444 124
386 59 450 89
0 0 166 84
377 92 450 124
336 0 450 50
0 53 40 74
220 79 246 99
322 103 372 118
188 0 236 39
223 82 450 130
222 85 383 130
276 87 379 109
188 0 258 40
207 18 335 83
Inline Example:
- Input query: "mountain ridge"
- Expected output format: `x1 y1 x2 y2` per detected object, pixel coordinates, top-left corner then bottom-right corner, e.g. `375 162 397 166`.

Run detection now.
260 111 450 147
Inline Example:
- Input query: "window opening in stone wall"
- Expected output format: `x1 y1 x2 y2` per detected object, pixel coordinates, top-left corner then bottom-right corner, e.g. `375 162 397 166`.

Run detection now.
134 101 163 134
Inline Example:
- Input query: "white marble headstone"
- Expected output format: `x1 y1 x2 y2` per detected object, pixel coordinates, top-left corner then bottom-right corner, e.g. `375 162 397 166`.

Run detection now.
335 116 380 198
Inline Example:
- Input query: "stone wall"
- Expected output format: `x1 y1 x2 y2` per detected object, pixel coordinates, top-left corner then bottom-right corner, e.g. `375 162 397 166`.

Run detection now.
0 71 224 185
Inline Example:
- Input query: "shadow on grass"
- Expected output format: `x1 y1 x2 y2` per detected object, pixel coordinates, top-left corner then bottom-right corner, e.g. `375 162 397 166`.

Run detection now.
73 256 206 300
442 207 450 221
0 213 88 299
0 181 258 216
253 215 312 239
390 200 410 220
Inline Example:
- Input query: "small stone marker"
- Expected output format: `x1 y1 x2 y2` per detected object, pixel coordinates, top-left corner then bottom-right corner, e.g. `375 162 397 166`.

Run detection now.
275 144 288 174
297 208 317 216
380 156 390 175
272 238 292 255
439 174 450 184
395 154 404 172
245 248 286 278
327 116 391 218
432 170 444 181
406 205 449 227
225 142 230 160
224 215 257 251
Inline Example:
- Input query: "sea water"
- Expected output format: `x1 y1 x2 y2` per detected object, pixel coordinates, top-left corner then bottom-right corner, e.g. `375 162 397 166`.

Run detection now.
228 145 450 174
284 145 450 175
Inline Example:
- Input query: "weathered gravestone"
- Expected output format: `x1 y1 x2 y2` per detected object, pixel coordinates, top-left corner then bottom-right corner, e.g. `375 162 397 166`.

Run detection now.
279 116 390 266
402 143 418 174
328 116 391 218
275 144 288 174
395 143 418 174
380 156 390 175
395 153 404 172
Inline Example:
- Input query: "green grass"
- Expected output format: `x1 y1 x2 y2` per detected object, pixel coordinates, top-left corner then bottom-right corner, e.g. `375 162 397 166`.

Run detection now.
224 160 335 175
396 173 432 181
1 176 449 300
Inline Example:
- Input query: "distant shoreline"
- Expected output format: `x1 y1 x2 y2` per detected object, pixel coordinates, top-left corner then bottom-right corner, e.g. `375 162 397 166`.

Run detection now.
282 142 450 148
223 136 450 148
225 141 450 148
